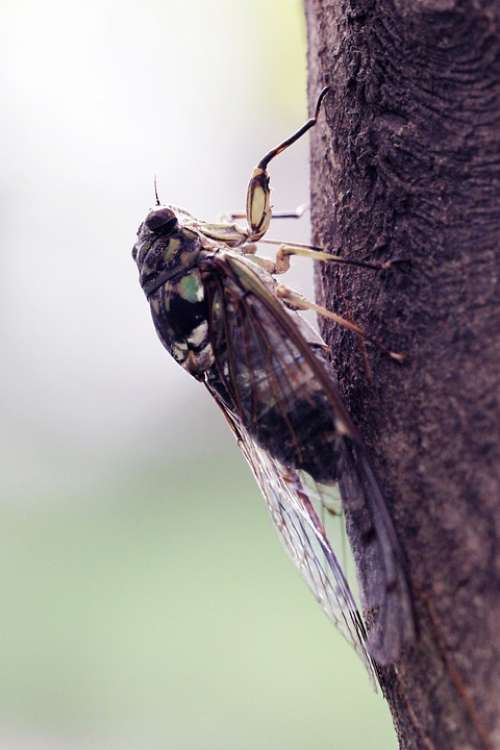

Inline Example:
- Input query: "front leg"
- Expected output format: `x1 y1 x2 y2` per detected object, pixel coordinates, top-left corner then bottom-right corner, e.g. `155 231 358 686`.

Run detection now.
226 203 309 222
246 87 330 241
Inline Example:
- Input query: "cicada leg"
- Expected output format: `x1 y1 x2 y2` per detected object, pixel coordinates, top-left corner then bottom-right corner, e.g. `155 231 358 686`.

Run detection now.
257 240 394 275
315 489 348 578
239 248 277 275
275 284 406 363
228 204 309 222
246 87 330 241
239 241 392 277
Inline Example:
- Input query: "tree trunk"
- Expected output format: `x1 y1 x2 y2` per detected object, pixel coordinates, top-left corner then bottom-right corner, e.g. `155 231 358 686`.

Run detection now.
304 1 500 748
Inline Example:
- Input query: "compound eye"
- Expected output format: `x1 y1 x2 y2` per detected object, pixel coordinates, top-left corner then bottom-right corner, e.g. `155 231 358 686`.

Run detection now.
145 207 178 235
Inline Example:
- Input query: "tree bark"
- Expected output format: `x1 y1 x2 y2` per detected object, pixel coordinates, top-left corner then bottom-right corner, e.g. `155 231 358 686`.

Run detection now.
304 1 500 748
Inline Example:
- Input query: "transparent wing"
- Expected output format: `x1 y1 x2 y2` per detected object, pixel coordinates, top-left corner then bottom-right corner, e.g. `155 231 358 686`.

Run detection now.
201 249 415 670
236 424 378 684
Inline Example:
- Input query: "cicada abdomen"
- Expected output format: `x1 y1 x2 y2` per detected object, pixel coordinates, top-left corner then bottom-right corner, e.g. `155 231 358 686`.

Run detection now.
203 253 346 483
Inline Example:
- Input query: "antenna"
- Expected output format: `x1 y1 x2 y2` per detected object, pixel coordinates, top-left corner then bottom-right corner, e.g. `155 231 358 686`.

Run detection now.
153 175 161 206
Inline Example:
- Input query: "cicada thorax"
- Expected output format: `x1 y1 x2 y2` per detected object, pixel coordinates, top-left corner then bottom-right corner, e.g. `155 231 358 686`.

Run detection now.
149 267 214 376
133 207 214 376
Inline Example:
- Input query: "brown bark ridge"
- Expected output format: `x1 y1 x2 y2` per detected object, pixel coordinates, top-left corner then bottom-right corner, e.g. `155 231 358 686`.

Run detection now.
304 1 500 748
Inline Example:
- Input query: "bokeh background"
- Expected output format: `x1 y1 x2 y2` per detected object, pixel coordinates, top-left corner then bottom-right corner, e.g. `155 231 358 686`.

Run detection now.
2 1 397 748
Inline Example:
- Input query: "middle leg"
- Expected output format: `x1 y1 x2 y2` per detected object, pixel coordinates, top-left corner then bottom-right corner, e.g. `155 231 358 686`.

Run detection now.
259 240 394 275
275 283 406 363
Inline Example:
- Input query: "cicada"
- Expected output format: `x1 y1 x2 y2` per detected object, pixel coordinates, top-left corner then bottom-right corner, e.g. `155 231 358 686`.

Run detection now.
132 88 415 682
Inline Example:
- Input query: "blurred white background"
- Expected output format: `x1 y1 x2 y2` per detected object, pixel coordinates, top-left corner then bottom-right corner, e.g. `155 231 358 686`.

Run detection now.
1 1 396 748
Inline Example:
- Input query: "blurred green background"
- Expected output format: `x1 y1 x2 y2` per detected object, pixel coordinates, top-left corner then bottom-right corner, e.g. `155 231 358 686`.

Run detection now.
1 1 396 747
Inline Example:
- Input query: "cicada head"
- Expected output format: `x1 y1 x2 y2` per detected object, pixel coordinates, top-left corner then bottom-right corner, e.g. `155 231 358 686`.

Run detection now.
132 205 201 298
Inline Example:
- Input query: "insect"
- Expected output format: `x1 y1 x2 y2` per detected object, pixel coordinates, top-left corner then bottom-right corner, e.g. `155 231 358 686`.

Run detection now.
132 88 415 682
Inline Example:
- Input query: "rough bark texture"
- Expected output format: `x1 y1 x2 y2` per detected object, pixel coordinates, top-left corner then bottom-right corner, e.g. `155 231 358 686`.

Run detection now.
305 1 500 748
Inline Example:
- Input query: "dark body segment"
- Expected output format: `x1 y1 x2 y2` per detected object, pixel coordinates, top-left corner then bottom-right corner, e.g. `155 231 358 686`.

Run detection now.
149 271 213 373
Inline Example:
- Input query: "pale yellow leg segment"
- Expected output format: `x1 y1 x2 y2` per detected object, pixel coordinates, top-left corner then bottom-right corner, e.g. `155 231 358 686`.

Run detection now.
229 204 309 222
243 253 276 274
275 284 406 363
258 240 393 275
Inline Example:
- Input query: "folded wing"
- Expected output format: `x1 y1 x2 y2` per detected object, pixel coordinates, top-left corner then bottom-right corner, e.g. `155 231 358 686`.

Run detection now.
201 249 415 671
